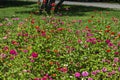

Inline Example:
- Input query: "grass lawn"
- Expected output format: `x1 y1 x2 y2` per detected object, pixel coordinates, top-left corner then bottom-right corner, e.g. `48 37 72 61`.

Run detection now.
0 1 120 80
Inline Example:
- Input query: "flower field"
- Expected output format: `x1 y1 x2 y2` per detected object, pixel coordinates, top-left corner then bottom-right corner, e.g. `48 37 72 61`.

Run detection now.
0 3 120 80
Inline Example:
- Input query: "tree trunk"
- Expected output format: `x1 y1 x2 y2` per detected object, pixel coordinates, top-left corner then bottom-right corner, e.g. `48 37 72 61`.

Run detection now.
55 0 64 12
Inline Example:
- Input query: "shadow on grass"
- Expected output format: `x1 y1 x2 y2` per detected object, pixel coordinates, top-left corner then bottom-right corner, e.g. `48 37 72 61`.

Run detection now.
60 5 110 16
0 0 36 8
15 4 111 17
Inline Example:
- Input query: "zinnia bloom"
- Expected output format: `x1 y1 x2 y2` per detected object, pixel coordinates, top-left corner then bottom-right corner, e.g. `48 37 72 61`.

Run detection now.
10 49 17 55
113 57 119 63
74 72 81 78
82 71 89 77
51 3 55 7
102 67 107 72
105 39 110 44
118 67 120 72
60 67 68 73
31 52 38 58
88 78 93 80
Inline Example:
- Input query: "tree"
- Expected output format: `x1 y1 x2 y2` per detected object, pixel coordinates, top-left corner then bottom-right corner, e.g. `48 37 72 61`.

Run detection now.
39 0 64 13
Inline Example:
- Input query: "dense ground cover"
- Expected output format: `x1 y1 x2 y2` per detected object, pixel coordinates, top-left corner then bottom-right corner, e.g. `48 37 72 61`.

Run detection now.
0 1 120 80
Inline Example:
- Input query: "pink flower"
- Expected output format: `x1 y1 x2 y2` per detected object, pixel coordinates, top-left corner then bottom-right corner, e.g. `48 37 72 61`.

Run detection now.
118 67 120 72
91 71 97 76
3 46 9 51
0 53 6 59
12 18 19 21
0 23 3 26
95 70 100 73
30 59 35 62
111 70 116 75
102 67 107 72
31 52 38 58
3 36 7 39
82 71 89 77
107 72 112 77
86 38 96 44
10 49 17 55
78 39 82 43
88 78 93 80
108 42 113 47
57 28 64 31
76 30 80 35
23 49 28 53
91 70 100 76
87 33 93 37
113 57 119 63
60 67 68 73
74 72 81 78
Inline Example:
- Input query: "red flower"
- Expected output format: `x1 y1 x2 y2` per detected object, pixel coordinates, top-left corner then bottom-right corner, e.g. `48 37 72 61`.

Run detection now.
57 28 64 31
60 67 68 73
41 30 46 37
31 52 38 58
33 78 40 80
106 49 111 53
43 0 46 4
11 40 18 45
51 7 55 11
51 3 56 7
31 19 35 24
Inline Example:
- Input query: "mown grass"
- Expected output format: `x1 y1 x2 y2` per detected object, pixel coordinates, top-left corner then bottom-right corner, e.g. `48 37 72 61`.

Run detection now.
0 1 120 80
0 1 120 21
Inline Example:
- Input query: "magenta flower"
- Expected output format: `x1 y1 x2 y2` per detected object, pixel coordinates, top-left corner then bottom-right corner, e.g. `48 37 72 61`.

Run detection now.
88 78 93 80
118 67 120 72
95 70 100 73
74 72 81 78
87 33 94 37
41 31 46 37
10 49 17 55
107 72 112 77
91 70 100 76
114 52 119 55
86 38 96 44
23 49 28 53
12 18 19 21
111 70 116 75
82 71 89 77
105 39 110 44
102 67 107 72
113 57 119 63
108 42 113 47
60 67 68 73
31 52 38 58
91 71 97 76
